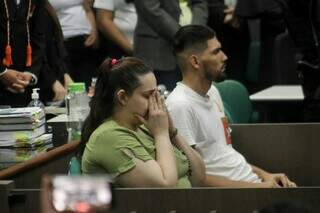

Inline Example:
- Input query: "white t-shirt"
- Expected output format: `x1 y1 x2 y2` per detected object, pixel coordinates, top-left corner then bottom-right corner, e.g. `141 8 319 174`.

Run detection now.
49 0 91 39
166 82 261 183
94 0 137 44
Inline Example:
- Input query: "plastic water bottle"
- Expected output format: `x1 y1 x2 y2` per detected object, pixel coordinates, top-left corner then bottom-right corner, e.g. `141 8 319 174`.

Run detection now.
157 84 171 99
65 83 90 141
28 88 45 109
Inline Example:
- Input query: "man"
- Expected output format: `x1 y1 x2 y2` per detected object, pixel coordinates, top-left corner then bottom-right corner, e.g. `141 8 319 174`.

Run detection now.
134 0 208 91
166 25 296 188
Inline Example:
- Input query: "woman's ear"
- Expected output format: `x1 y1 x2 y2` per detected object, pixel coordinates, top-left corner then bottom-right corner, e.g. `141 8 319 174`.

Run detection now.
116 89 128 106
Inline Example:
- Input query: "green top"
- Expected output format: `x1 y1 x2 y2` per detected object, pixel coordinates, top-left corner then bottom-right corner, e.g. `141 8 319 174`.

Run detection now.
81 120 191 188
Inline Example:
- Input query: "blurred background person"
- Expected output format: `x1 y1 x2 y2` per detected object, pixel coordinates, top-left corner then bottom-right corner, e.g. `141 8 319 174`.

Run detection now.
0 0 48 107
207 0 250 86
275 0 320 121
40 1 74 104
49 0 100 89
133 0 208 91
94 0 137 59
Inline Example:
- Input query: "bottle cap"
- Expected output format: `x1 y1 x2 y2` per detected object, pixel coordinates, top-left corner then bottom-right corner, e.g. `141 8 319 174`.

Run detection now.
31 88 40 100
68 82 86 93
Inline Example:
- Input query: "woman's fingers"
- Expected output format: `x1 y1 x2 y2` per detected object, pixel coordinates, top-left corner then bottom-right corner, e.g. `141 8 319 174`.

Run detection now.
156 91 164 111
149 91 157 112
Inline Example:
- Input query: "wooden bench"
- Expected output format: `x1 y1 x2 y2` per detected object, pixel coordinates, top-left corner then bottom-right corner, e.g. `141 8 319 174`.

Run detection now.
1 123 320 212
1 184 320 213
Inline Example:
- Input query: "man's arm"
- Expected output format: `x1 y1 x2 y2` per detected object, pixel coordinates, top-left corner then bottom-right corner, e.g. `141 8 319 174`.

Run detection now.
251 164 297 187
134 0 180 43
203 173 279 188
83 0 99 49
96 9 133 55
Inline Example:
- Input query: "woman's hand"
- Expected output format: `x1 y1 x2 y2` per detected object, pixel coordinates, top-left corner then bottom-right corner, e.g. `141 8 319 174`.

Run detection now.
52 80 67 102
136 91 169 137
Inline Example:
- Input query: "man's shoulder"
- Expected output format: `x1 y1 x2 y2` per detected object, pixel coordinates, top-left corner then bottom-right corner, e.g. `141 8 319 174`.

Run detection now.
166 86 192 106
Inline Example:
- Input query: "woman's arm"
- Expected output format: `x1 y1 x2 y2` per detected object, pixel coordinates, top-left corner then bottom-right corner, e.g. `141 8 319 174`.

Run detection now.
171 134 206 186
117 91 178 187
116 133 178 187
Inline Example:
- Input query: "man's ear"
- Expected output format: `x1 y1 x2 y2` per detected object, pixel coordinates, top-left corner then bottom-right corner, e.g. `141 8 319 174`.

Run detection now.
116 89 128 106
189 54 201 70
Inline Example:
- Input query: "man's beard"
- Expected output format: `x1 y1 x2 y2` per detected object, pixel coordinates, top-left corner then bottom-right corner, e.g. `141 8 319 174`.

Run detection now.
204 65 227 83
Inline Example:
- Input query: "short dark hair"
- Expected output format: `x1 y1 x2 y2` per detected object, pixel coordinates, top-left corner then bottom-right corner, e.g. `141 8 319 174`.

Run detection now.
173 25 216 71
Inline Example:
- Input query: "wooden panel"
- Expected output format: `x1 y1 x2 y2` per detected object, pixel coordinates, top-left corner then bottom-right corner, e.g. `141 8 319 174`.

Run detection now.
0 141 79 188
0 122 80 188
231 123 320 186
8 187 320 213
0 181 14 213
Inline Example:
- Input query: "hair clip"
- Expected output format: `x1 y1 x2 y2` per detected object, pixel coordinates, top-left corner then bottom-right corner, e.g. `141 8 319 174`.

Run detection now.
111 58 118 66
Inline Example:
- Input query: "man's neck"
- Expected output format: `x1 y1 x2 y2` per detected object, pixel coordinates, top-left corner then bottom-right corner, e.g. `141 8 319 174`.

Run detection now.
182 73 211 97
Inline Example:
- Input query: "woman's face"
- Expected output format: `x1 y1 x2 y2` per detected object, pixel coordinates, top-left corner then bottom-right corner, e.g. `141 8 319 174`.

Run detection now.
125 72 157 123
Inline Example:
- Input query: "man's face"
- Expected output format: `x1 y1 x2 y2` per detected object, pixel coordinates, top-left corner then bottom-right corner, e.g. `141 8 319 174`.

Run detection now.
200 38 228 82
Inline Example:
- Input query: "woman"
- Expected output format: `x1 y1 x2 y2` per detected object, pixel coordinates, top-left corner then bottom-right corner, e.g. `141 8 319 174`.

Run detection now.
81 57 205 187
94 0 137 58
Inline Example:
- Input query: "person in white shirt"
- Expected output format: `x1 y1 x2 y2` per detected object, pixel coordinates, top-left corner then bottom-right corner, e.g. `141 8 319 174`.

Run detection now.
166 25 297 188
49 0 100 88
94 0 137 57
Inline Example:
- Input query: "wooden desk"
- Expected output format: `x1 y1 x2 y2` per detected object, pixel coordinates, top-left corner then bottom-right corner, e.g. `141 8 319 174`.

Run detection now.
249 85 304 122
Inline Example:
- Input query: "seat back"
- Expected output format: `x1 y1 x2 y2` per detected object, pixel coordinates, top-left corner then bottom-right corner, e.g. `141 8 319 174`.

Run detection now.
215 80 253 123
68 156 82 175
273 31 298 84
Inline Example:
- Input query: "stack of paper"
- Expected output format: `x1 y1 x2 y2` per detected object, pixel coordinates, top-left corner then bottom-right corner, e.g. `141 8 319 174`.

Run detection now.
0 107 47 147
0 142 54 169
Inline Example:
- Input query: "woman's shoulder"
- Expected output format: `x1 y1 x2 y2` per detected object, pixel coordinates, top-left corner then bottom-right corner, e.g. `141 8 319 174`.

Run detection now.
89 120 140 145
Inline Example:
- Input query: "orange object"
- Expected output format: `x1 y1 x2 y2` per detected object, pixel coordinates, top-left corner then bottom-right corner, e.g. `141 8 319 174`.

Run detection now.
2 44 13 66
26 44 32 67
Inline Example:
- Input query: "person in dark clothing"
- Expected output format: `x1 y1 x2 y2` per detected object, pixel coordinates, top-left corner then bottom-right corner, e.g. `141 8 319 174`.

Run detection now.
39 1 73 104
134 0 208 91
275 0 320 121
0 0 46 107
236 0 320 121
207 0 250 83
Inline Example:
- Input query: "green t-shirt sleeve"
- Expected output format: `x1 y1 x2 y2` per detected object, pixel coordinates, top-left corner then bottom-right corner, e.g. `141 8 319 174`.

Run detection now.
91 128 153 176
